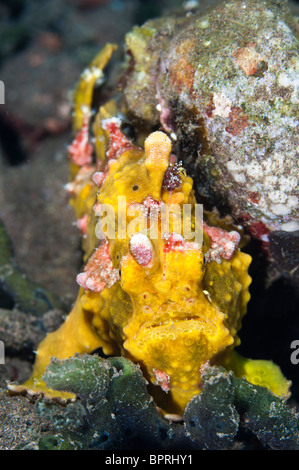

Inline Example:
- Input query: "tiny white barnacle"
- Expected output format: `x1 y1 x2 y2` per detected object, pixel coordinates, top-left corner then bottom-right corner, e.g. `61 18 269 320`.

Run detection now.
203 290 212 303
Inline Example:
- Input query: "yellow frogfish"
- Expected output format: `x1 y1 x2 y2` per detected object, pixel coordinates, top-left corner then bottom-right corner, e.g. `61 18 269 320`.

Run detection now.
8 44 290 415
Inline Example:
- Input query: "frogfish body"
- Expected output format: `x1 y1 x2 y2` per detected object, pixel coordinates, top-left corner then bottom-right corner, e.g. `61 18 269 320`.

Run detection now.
8 44 290 415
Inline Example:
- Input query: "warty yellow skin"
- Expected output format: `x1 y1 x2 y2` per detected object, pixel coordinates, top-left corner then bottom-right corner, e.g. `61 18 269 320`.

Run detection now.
8 46 290 414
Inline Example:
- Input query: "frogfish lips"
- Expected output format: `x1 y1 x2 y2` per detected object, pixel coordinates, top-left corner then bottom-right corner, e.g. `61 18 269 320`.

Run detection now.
123 314 233 409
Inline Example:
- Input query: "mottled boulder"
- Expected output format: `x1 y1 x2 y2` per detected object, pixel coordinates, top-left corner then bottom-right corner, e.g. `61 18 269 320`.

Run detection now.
120 0 298 279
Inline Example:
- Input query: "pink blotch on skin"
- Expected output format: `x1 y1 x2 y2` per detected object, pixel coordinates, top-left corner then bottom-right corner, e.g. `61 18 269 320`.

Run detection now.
65 165 95 196
76 239 119 293
153 369 171 392
128 196 162 220
163 233 199 254
102 117 135 160
93 201 102 216
203 223 240 263
129 233 153 267
77 214 88 235
68 117 93 166
92 171 105 187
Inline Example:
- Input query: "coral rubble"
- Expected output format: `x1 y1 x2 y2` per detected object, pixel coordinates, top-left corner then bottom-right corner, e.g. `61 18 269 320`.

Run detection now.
13 356 299 450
